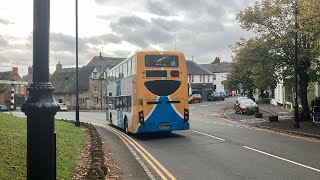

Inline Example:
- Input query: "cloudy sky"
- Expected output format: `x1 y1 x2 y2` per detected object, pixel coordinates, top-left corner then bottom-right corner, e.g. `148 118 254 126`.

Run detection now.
0 0 256 76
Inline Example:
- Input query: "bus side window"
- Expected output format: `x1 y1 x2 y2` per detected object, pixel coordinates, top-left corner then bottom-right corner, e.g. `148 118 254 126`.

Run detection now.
132 57 136 75
109 97 115 110
115 97 120 110
122 96 128 111
127 96 132 111
128 57 132 76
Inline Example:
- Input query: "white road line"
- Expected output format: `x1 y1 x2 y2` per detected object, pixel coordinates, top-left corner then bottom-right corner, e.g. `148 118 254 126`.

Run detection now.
243 146 320 173
189 107 195 109
200 105 208 107
191 130 225 141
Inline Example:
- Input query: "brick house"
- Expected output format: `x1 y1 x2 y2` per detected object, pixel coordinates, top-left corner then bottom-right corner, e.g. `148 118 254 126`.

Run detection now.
0 67 21 106
50 54 125 110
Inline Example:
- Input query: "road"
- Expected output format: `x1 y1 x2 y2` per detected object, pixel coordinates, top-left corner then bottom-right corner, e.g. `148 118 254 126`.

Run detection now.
9 97 320 179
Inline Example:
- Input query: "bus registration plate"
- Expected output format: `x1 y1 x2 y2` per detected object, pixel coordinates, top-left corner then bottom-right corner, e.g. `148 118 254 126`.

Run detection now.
159 125 171 129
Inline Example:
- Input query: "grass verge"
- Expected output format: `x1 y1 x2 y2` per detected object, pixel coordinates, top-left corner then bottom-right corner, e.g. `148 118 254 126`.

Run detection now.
0 112 86 179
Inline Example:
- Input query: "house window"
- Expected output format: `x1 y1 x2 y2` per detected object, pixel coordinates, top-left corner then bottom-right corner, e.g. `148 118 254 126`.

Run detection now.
207 75 210 82
94 86 97 92
94 97 99 104
81 99 85 104
200 75 202 82
191 75 194 82
21 85 24 93
15 86 19 93
93 72 97 79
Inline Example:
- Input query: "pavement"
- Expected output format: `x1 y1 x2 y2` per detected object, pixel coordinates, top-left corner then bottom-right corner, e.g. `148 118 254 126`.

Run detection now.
224 99 320 139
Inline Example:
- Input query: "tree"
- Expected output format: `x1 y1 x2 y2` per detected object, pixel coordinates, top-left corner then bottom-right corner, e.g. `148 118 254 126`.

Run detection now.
236 0 320 121
225 37 277 98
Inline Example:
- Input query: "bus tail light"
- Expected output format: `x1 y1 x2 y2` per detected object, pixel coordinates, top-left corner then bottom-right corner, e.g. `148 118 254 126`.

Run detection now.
139 111 145 124
184 109 189 122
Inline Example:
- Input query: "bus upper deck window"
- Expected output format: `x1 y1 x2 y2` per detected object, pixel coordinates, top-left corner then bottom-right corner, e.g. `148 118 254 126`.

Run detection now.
145 55 179 67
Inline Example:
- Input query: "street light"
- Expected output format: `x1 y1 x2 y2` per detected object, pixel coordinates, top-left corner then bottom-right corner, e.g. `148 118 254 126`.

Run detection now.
293 0 300 128
75 0 80 127
21 0 59 178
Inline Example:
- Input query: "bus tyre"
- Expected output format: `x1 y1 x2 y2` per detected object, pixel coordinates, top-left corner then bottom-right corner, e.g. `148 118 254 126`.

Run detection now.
124 118 129 134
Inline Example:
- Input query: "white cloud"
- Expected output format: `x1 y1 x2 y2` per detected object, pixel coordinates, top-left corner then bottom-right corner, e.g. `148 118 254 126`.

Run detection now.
0 0 256 76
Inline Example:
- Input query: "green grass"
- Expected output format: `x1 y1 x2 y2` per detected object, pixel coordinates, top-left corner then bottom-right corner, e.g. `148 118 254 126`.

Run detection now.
0 113 87 180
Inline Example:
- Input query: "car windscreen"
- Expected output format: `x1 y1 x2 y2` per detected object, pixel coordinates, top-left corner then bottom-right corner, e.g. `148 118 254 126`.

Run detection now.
239 99 254 104
145 55 179 67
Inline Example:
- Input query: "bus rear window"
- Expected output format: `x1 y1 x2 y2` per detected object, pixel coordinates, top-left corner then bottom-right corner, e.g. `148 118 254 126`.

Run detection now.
145 55 179 67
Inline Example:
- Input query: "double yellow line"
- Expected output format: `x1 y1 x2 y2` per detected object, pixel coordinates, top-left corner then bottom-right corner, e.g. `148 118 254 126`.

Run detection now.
105 125 177 180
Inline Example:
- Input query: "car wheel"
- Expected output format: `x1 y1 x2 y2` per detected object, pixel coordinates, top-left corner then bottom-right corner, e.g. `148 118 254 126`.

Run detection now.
190 100 194 104
235 109 238 114
240 110 244 115
199 100 202 103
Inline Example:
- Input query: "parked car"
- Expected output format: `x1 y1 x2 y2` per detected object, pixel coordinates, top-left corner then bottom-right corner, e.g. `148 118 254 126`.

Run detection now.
58 103 68 111
188 94 202 104
220 91 228 97
234 97 259 114
0 105 9 111
207 91 225 101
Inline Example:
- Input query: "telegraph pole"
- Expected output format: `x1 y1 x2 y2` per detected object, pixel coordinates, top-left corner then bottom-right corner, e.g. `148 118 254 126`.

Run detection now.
21 0 59 179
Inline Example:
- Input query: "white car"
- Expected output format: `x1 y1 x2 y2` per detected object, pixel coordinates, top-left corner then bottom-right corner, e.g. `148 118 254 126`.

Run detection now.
58 103 68 111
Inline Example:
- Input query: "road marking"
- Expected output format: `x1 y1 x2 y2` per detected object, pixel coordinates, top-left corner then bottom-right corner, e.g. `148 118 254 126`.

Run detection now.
189 107 195 109
191 130 225 141
200 105 208 107
243 146 320 173
105 126 177 180
112 129 156 180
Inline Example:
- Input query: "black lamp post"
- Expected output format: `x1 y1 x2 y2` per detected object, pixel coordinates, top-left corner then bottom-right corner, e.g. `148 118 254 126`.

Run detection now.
75 0 80 127
293 0 300 128
21 0 59 179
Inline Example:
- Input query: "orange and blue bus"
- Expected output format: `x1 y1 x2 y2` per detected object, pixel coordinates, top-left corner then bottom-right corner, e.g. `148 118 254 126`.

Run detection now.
106 51 190 133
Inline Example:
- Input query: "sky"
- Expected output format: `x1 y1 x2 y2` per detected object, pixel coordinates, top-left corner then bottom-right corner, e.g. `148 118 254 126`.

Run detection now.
0 0 256 76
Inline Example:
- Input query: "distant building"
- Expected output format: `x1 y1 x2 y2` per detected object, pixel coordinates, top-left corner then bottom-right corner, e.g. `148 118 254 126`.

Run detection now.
0 67 22 106
186 60 215 100
50 53 126 110
200 58 230 93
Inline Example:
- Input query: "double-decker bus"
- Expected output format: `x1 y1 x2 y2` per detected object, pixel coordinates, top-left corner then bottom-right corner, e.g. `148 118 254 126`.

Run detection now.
106 51 190 134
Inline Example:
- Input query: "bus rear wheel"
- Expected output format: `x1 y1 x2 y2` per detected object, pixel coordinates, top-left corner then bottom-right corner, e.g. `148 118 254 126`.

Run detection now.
110 113 113 124
124 118 129 134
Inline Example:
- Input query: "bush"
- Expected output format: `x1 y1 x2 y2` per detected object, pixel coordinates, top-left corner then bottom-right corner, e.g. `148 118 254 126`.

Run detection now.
245 107 255 115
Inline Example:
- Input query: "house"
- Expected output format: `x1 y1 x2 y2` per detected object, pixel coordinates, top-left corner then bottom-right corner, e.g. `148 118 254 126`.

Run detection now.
200 57 231 93
20 66 33 95
0 67 21 106
50 54 126 110
186 60 215 101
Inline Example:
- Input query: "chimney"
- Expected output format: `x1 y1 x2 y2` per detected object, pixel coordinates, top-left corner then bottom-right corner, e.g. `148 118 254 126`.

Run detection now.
28 66 33 74
211 57 221 64
12 67 18 75
56 62 62 71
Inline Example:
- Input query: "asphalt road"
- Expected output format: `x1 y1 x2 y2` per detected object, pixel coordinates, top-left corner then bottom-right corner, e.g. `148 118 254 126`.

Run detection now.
8 97 320 179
